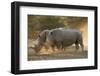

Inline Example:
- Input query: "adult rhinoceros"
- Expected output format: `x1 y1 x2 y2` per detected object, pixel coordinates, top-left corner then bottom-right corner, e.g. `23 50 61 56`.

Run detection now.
34 28 84 53
47 28 84 51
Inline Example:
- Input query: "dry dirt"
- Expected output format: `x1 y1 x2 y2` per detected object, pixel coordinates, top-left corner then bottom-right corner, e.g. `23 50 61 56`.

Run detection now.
28 40 88 61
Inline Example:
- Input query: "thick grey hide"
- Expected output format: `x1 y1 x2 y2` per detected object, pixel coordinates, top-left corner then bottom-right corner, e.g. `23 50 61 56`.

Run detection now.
46 28 84 51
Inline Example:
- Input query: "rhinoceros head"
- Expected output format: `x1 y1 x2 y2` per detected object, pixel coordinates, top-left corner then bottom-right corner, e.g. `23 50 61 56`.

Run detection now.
33 30 50 53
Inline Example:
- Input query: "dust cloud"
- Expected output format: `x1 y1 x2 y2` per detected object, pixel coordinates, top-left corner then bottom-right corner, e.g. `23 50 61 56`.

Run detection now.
80 23 88 50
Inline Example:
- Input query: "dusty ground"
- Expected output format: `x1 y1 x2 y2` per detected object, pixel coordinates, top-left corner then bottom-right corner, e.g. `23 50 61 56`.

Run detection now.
28 40 88 61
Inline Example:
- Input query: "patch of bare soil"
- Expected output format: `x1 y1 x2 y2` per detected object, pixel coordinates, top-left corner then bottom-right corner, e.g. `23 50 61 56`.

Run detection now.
28 46 88 61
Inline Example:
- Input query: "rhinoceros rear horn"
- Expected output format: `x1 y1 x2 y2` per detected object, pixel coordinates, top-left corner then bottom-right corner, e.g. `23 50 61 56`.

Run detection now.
43 31 48 42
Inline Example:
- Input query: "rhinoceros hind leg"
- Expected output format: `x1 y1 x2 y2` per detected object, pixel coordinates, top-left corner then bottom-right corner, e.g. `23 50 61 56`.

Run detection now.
75 40 79 51
79 39 84 51
80 43 84 51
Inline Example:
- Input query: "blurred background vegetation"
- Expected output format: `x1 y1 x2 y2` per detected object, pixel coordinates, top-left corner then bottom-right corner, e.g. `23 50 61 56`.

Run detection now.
28 15 88 45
